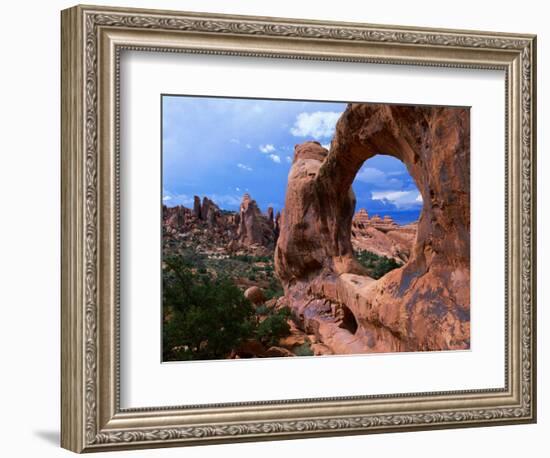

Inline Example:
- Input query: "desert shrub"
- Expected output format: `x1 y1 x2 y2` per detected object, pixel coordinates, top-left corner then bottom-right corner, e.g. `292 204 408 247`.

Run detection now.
232 254 272 264
293 342 314 357
276 306 292 319
264 278 284 300
264 288 282 300
162 255 256 361
354 250 401 279
371 257 401 279
233 254 253 263
255 304 269 315
256 309 291 347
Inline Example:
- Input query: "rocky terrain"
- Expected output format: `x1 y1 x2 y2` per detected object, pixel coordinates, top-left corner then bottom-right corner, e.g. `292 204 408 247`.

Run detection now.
275 103 470 355
163 103 468 359
164 193 277 257
351 208 417 263
163 188 417 359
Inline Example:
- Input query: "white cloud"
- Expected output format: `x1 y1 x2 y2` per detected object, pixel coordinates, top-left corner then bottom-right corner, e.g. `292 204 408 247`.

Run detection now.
286 156 292 163
371 190 423 208
162 190 194 207
230 138 240 144
209 194 242 208
354 166 404 189
259 144 276 154
237 163 253 172
245 144 252 149
321 143 331 150
355 167 387 183
290 111 342 139
269 154 281 164
166 190 243 209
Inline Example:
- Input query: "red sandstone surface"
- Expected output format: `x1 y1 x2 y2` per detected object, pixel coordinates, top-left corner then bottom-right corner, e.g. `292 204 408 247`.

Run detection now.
274 103 470 354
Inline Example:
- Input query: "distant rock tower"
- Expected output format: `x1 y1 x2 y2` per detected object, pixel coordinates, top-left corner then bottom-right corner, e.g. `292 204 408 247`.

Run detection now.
236 193 275 250
267 207 274 229
193 195 202 219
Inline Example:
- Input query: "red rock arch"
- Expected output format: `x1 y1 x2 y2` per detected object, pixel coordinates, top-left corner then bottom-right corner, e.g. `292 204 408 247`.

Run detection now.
275 103 470 353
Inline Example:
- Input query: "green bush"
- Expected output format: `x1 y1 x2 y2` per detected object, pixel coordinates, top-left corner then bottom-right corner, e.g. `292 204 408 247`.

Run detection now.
162 255 256 361
264 278 284 300
293 342 314 357
256 309 291 347
255 304 269 315
354 250 402 279
232 254 253 263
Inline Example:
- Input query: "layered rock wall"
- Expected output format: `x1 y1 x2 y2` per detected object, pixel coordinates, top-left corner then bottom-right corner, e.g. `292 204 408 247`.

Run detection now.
351 209 417 263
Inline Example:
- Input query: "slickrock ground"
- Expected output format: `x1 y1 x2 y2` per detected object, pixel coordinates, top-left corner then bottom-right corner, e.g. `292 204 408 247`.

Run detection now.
275 103 470 354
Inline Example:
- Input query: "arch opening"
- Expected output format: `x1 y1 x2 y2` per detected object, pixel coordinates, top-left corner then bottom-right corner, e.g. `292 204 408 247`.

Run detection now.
350 154 422 278
338 304 358 335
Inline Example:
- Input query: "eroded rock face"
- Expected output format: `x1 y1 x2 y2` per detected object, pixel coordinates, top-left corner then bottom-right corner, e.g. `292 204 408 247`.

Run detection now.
193 195 202 219
201 196 222 227
164 205 191 231
275 103 470 353
244 286 266 305
351 209 417 263
236 193 275 253
267 207 274 228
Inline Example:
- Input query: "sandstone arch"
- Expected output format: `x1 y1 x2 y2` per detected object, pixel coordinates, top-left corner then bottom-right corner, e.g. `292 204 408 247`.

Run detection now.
275 103 470 353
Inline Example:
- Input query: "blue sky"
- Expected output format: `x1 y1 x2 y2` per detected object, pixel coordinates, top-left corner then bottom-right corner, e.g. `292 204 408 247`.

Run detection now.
162 96 422 224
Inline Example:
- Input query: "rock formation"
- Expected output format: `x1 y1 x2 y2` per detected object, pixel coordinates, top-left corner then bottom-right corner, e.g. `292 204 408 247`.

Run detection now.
244 286 266 305
193 195 202 219
351 209 417 263
163 193 278 257
275 211 281 233
267 207 274 229
164 205 190 231
201 196 222 227
163 203 193 232
275 103 470 354
163 196 236 254
236 193 275 253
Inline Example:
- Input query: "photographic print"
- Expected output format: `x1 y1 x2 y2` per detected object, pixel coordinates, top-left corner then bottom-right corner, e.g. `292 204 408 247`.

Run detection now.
162 96 470 362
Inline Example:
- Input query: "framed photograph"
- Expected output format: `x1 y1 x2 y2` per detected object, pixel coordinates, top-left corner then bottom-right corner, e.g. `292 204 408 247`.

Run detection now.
61 4 537 453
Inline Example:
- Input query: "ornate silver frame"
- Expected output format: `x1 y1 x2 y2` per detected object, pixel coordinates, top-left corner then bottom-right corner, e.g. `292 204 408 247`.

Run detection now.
61 4 537 453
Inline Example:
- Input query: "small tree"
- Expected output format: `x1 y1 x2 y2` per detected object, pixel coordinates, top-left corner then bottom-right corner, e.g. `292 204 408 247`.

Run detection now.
163 255 256 361
354 250 401 279
256 307 291 347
